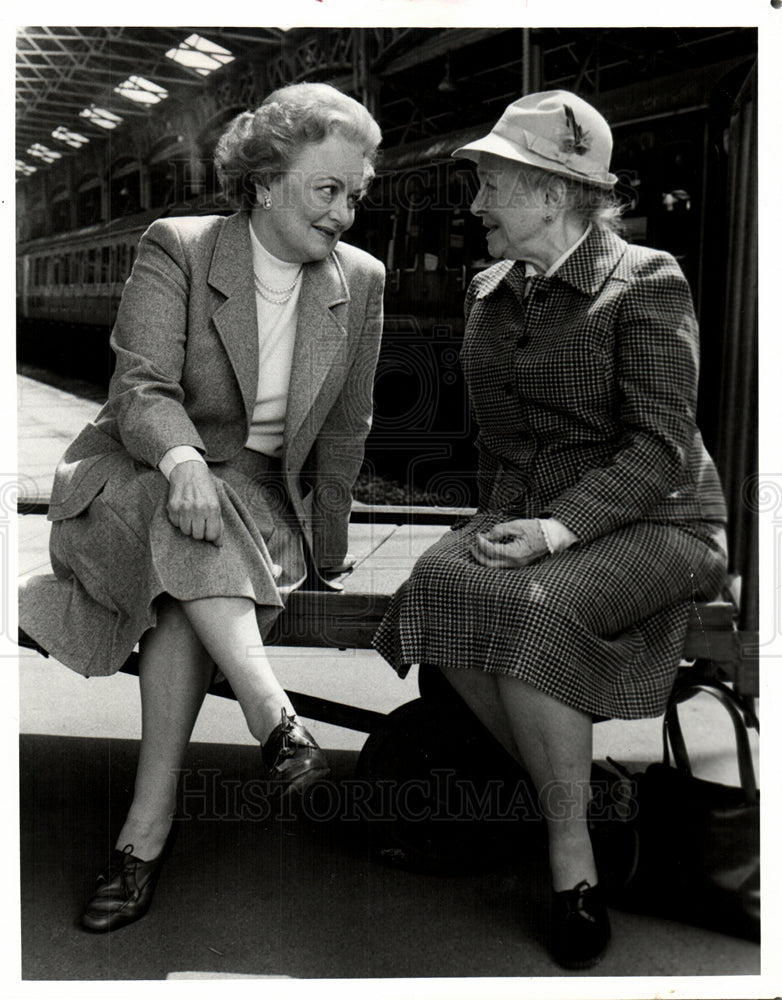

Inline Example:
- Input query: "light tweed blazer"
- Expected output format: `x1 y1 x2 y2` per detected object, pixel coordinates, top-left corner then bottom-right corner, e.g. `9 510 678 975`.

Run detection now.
47 211 386 570
460 224 727 541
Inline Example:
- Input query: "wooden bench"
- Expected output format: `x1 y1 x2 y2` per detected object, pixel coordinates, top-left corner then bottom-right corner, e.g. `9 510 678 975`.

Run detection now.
18 500 759 733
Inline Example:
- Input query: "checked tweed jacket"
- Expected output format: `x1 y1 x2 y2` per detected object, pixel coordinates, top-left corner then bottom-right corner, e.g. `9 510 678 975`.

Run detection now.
461 224 727 537
373 224 728 719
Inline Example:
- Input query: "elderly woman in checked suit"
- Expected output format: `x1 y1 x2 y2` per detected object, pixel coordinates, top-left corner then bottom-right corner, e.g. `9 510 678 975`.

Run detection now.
373 90 728 969
20 82 385 932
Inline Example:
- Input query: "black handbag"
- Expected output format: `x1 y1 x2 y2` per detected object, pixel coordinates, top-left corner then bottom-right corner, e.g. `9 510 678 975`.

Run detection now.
593 677 760 941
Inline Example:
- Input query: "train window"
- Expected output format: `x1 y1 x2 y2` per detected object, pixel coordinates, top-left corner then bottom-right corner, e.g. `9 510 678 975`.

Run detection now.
348 172 395 265
149 157 189 210
76 177 102 227
51 187 71 233
85 249 96 284
389 163 487 275
444 165 492 270
112 245 122 283
110 160 142 218
193 138 223 207
117 244 133 283
72 251 83 285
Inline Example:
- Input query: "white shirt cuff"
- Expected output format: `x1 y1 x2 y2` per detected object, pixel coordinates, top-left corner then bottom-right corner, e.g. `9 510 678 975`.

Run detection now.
537 518 578 554
158 446 206 480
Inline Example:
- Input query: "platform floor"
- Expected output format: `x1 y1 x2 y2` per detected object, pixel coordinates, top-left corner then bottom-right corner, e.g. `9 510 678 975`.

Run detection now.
13 374 768 994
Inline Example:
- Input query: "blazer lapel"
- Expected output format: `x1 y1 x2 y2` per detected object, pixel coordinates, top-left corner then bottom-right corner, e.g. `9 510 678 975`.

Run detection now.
283 253 350 464
208 213 259 429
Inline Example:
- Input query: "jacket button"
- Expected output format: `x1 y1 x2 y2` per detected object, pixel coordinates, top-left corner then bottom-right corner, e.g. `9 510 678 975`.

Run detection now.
503 381 514 395
516 334 529 348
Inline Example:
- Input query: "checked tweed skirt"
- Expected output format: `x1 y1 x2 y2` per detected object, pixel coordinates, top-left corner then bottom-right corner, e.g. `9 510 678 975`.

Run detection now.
19 448 307 679
372 513 727 720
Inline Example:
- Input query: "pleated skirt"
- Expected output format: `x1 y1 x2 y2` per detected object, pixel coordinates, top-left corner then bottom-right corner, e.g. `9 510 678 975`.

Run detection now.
372 512 728 720
19 449 307 678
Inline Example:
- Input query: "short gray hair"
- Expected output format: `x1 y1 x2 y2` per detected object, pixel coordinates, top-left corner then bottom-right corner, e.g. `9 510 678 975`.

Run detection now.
518 161 624 231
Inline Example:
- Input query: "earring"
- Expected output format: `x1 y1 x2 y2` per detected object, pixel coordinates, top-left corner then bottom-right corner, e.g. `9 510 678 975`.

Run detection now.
262 194 272 211
543 213 553 224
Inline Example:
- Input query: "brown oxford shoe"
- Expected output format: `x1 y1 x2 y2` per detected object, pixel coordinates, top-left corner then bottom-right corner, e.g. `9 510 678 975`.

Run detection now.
262 708 330 796
80 837 173 933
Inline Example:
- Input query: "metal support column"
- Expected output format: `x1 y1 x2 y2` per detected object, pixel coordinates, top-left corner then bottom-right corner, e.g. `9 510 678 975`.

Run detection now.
352 28 377 118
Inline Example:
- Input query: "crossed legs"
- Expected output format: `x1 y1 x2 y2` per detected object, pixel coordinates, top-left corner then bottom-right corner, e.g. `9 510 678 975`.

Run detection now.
116 593 294 861
438 665 597 891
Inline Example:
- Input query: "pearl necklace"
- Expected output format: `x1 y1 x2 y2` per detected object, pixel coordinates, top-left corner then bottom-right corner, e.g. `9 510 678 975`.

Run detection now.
253 268 301 305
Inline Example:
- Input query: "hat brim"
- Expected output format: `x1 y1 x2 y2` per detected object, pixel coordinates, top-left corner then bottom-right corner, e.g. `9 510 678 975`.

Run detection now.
452 133 617 190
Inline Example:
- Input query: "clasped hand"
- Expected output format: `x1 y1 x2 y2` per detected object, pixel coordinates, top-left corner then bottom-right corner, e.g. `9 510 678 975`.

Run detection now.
469 518 548 569
167 460 223 546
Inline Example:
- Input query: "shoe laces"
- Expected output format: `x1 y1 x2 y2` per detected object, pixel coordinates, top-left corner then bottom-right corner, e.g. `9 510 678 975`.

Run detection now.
277 710 297 762
274 708 316 762
97 844 140 900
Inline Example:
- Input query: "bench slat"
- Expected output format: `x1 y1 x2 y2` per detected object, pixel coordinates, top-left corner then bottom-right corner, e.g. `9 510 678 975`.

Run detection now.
268 590 757 697
266 591 391 648
17 499 757 697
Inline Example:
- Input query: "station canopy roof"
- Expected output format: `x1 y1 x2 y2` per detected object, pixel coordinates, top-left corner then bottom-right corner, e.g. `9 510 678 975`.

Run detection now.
15 26 290 173
16 25 756 177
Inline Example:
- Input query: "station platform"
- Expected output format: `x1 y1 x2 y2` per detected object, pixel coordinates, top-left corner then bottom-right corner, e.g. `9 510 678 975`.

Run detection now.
15 373 763 989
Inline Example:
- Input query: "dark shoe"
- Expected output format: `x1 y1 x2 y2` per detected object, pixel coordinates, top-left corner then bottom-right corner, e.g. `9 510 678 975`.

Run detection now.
550 880 611 970
262 708 330 795
80 840 171 933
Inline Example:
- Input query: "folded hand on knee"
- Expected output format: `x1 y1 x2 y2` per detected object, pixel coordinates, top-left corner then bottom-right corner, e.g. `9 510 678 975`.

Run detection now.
469 518 548 568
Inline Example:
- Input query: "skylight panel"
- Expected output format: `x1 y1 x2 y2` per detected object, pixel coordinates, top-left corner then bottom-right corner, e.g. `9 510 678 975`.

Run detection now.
165 33 235 76
114 75 169 105
52 126 90 149
16 159 37 175
27 143 62 164
79 105 123 129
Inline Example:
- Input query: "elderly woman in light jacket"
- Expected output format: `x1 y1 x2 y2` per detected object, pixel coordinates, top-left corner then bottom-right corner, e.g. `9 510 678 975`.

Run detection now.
20 82 385 932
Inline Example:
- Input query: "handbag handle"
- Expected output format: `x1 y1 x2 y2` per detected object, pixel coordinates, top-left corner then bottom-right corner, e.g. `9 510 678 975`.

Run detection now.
662 677 758 803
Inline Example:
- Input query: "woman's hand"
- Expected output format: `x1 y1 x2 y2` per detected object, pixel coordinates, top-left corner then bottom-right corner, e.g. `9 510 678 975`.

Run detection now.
469 518 548 569
166 460 223 546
